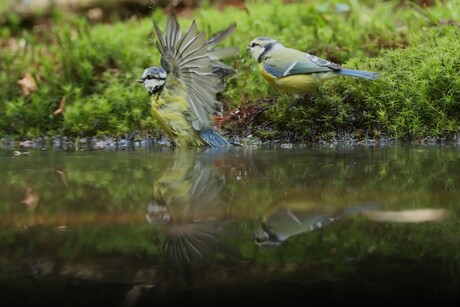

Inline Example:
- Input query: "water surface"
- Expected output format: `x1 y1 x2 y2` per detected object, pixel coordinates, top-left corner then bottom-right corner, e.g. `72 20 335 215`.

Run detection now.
1 144 460 305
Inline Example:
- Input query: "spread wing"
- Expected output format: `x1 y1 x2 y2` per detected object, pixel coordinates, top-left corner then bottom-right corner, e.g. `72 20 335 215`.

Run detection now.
206 23 238 80
154 16 224 130
264 48 342 78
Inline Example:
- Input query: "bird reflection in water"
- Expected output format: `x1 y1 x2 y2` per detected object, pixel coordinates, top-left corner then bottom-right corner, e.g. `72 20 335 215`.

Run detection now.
146 148 248 284
254 201 380 247
255 200 453 247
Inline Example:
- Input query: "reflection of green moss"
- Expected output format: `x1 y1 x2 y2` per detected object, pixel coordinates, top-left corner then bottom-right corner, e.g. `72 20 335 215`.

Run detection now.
0 152 166 214
1 218 459 283
0 224 163 261
2 146 460 217
1 146 459 280
1 147 460 303
1 1 459 140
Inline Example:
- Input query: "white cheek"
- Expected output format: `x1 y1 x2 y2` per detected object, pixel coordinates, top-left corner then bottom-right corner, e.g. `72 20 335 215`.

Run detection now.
252 47 265 61
144 79 164 91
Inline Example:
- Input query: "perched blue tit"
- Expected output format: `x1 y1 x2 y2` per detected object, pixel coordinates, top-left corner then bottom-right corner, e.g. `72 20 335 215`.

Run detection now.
247 37 379 94
254 201 379 247
137 16 237 147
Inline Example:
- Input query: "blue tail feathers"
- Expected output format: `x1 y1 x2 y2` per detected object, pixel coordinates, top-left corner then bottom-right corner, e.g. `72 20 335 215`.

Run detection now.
200 128 230 147
338 68 380 80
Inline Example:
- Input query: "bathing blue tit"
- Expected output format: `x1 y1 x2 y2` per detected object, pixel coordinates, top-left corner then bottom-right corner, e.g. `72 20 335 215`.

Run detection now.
145 149 246 283
254 202 379 247
247 37 379 94
146 148 228 225
137 16 237 147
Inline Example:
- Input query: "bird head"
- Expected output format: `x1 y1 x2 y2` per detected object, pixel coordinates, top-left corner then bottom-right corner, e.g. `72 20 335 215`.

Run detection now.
146 198 171 224
247 37 280 63
254 223 284 247
137 67 167 95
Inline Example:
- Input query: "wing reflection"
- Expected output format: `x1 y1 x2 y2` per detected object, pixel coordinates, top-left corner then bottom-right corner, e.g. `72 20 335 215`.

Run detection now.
146 148 248 284
255 201 379 247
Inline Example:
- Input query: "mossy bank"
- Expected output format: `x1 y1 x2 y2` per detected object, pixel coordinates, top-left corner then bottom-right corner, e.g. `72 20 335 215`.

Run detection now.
1 0 459 144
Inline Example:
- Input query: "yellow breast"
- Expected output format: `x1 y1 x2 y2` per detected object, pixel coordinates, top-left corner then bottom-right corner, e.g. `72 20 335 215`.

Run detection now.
151 78 205 147
259 63 277 85
259 63 337 94
274 75 322 93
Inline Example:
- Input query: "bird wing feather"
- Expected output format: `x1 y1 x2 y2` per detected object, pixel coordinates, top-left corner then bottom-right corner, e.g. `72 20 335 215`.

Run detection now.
206 23 236 50
154 15 223 130
265 48 342 78
206 24 238 83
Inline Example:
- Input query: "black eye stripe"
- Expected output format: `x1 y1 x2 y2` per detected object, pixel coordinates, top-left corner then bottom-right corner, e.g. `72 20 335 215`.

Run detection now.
145 75 166 80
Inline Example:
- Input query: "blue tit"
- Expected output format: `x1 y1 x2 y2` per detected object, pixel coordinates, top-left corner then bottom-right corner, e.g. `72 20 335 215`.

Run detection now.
254 201 379 247
137 16 237 147
247 37 379 94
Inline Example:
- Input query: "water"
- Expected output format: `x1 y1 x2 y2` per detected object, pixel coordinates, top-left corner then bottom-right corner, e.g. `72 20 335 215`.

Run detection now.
1 144 460 305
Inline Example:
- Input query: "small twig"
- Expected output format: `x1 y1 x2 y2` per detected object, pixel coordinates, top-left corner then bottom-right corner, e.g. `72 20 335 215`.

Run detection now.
53 96 66 116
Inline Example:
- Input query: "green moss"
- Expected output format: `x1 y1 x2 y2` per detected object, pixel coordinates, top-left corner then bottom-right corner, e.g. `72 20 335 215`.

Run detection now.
0 0 459 141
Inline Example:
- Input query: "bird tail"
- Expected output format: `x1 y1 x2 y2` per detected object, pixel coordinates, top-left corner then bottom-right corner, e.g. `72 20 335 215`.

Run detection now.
338 68 380 80
334 202 380 219
200 129 230 147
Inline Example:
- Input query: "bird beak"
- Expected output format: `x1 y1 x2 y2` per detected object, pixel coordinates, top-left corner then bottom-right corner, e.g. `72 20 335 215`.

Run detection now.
136 78 144 84
246 46 251 50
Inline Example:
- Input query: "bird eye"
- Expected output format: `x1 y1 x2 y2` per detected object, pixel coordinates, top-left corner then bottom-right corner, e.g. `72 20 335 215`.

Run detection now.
250 42 256 47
